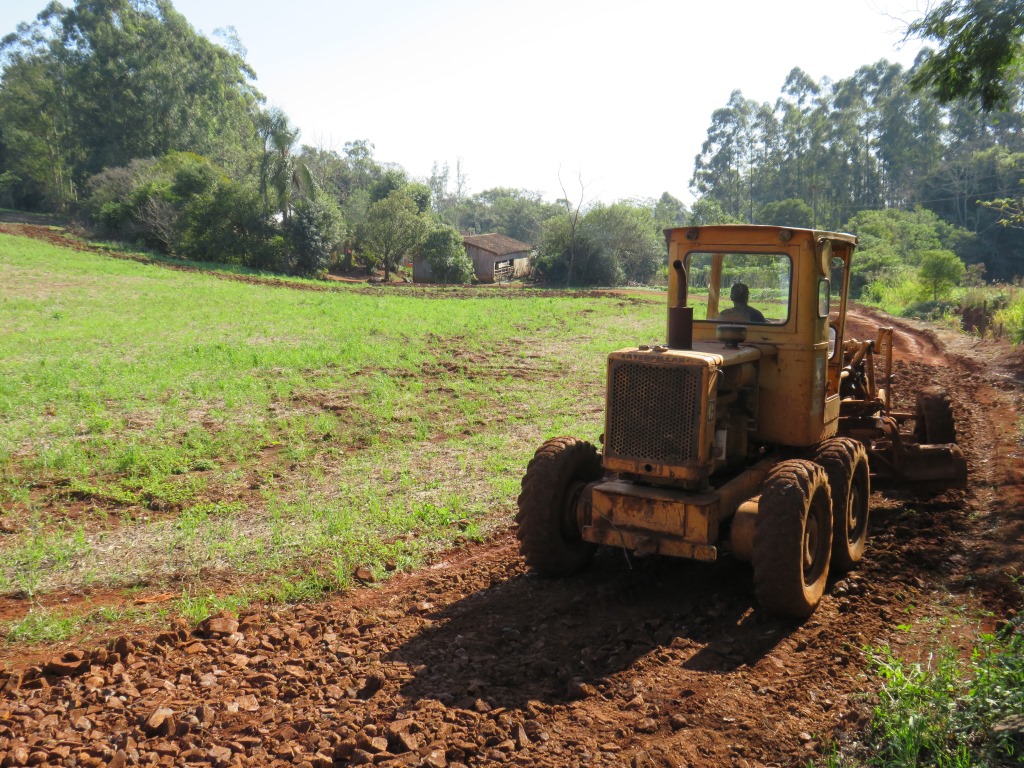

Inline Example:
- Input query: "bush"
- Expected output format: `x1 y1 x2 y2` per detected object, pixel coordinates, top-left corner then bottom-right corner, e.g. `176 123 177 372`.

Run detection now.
534 217 623 286
919 249 966 301
175 182 277 267
286 195 345 276
757 197 814 228
863 269 921 311
83 154 226 252
583 203 662 284
420 224 473 283
83 159 157 224
902 299 956 320
994 287 1024 343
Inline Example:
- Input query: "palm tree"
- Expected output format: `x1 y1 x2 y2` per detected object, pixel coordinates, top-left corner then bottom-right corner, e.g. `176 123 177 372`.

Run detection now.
257 107 312 223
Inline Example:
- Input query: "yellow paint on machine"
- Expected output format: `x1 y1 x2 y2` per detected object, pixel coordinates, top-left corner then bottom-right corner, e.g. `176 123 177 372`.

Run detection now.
581 480 719 560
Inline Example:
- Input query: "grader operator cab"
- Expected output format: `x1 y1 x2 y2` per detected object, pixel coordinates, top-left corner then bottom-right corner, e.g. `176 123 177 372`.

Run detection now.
516 225 966 618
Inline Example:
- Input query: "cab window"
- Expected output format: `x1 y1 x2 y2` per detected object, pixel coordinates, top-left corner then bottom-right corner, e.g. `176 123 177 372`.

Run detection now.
686 252 792 325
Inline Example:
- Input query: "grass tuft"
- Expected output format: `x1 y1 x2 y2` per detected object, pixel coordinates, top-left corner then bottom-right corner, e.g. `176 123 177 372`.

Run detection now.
820 611 1024 767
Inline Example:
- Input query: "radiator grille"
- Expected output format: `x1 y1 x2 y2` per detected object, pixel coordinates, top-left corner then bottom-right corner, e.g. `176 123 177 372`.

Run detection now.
606 361 703 465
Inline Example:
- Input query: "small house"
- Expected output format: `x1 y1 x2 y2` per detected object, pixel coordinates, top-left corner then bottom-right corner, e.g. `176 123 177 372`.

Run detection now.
462 233 532 283
413 232 533 284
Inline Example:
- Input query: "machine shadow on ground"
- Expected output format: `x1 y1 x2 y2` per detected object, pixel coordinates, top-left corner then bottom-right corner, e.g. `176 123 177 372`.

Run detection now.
388 550 794 711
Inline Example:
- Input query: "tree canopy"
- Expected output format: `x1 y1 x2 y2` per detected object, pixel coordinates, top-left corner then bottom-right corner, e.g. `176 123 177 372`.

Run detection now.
0 0 264 210
5 0 1024 287
908 0 1024 111
691 59 1024 279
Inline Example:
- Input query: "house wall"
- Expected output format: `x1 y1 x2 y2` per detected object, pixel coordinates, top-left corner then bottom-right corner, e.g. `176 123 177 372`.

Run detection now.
465 244 492 282
413 257 435 283
465 245 530 283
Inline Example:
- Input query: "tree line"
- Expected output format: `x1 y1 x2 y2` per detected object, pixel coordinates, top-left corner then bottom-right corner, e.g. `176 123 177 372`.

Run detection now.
2 0 1023 288
0 0 690 284
691 55 1024 283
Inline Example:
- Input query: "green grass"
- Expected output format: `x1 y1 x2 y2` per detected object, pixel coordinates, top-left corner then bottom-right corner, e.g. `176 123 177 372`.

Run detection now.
5 603 141 644
821 614 1024 767
0 232 665 609
859 270 1024 344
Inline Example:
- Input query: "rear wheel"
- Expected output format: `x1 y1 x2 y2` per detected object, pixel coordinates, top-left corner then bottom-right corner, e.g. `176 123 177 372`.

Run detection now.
914 387 957 444
516 437 601 576
753 460 833 618
814 438 870 572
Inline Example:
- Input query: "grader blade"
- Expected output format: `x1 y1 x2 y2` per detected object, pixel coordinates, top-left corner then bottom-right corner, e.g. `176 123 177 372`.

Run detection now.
898 442 968 488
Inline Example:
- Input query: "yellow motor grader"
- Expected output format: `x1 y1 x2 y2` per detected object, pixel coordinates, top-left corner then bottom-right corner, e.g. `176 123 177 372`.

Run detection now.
516 225 966 618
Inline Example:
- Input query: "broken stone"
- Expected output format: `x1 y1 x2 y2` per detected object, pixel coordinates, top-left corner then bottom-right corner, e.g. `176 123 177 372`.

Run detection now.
565 679 596 699
514 724 530 749
636 718 659 734
624 694 645 710
198 614 239 636
208 745 232 766
395 731 420 753
143 707 175 737
44 652 88 677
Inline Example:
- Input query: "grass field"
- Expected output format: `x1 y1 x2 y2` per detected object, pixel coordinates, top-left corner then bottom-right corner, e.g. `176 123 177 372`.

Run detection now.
0 232 665 638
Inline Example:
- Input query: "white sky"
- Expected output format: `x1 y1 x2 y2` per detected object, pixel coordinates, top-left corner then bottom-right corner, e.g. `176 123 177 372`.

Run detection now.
1 0 928 205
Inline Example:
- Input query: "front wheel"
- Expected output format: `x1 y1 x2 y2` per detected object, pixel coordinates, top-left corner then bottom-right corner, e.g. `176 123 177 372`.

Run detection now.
753 460 833 618
516 437 602 576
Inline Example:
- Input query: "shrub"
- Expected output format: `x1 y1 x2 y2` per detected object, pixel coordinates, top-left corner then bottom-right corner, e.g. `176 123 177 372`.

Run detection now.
286 195 345 276
535 217 622 286
918 249 966 301
583 203 662 284
420 224 473 283
175 182 277 267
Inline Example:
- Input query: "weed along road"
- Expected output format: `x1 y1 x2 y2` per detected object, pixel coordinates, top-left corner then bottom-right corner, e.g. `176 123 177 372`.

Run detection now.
1 229 1023 767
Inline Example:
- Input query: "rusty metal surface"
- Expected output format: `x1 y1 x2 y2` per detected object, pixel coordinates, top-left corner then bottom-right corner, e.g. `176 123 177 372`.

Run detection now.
668 305 693 350
604 361 704 471
581 523 718 561
585 480 719 543
730 499 760 561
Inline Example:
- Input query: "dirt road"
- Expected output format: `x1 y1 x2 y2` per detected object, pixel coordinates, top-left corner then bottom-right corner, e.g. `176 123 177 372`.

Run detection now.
1 310 1022 768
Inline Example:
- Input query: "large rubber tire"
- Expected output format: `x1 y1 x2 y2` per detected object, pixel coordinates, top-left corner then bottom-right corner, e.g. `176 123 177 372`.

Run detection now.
753 460 833 618
516 437 602 576
813 438 871 572
913 386 957 444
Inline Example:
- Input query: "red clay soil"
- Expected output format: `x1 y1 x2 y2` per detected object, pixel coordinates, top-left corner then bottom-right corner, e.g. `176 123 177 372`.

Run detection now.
2 225 1023 767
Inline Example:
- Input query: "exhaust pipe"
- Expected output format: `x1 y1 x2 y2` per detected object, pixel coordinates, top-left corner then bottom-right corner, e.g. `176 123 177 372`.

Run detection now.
668 258 693 350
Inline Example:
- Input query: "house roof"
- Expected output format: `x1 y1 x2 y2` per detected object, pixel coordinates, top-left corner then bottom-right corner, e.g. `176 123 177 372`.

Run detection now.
462 233 532 256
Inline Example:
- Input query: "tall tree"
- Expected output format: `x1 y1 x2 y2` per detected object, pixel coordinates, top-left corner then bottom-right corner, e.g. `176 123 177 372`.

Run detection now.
257 107 310 223
583 203 662 283
652 192 689 232
776 68 822 203
0 51 77 208
692 90 761 220
0 0 264 210
362 190 427 280
908 0 1024 110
